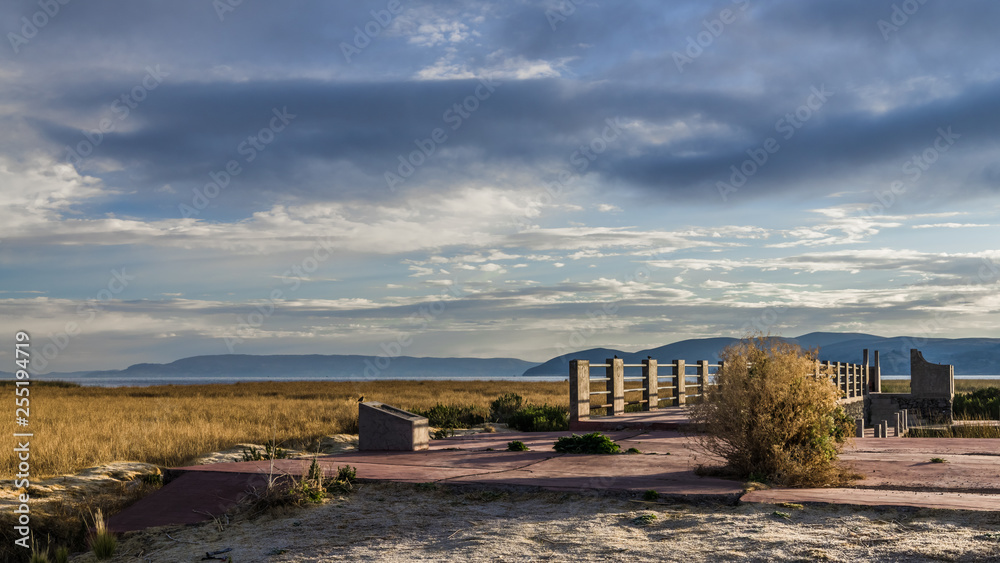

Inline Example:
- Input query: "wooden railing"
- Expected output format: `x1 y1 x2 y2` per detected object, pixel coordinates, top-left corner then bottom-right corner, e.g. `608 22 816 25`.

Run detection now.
569 357 869 422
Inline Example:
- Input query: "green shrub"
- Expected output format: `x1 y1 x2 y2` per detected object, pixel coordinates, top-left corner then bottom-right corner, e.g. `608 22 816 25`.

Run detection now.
418 404 487 429
507 405 569 432
553 432 620 454
507 440 529 451
241 441 287 461
30 548 50 563
54 546 69 563
688 335 856 487
490 393 524 422
954 387 1000 420
89 508 116 560
643 490 660 501
336 465 356 484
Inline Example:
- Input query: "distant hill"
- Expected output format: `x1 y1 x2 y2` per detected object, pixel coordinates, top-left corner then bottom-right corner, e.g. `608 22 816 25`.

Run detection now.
13 354 539 382
522 333 1000 377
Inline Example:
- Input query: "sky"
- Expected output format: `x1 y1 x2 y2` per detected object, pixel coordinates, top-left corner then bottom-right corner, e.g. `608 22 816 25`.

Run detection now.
2 0 999 372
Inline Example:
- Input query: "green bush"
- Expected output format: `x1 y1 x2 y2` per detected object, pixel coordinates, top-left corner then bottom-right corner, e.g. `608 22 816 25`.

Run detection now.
954 387 1000 420
688 336 856 487
490 393 525 422
507 440 529 451
418 404 487 429
553 432 621 454
506 405 569 432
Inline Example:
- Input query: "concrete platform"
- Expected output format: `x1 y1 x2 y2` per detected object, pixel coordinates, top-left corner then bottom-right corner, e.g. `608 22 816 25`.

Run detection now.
569 407 691 431
108 431 1000 533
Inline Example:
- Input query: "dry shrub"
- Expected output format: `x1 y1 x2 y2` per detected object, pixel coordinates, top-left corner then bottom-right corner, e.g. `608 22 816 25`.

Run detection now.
689 336 855 487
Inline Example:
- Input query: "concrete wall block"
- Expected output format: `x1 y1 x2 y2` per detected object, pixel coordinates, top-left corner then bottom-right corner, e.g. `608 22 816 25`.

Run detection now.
359 401 429 451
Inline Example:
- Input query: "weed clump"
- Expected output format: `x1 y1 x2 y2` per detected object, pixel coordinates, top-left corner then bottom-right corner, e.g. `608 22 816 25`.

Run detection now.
88 508 116 559
490 393 524 422
507 405 569 432
688 335 856 487
553 432 620 454
241 441 287 462
507 440 529 451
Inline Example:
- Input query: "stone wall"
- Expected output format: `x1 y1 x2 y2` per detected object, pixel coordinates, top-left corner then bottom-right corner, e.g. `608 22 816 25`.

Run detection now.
840 397 865 420
868 393 952 425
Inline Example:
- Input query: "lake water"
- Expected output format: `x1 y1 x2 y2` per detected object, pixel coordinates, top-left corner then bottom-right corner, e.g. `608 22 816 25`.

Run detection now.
33 374 1000 388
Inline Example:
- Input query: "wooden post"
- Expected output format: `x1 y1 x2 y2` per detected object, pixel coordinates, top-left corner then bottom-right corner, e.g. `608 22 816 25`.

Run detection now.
698 360 709 400
835 362 843 395
674 359 686 406
872 350 882 393
642 359 658 411
863 349 870 394
608 358 624 416
569 360 590 422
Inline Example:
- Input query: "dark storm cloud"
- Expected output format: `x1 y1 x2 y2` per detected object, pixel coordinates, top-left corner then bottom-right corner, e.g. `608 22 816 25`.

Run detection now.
7 0 1000 211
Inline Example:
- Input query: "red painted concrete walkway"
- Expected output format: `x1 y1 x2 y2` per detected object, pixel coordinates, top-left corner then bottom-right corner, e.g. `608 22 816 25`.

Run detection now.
108 431 1000 533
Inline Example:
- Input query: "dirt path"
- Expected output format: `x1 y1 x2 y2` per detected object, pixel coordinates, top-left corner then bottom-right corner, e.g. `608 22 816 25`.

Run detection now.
72 481 1000 562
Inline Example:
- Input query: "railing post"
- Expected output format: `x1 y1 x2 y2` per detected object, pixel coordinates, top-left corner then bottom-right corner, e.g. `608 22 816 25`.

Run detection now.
698 360 709 400
642 359 658 411
872 351 881 393
569 360 590 423
863 349 870 394
674 359 686 406
835 362 843 395
607 358 624 416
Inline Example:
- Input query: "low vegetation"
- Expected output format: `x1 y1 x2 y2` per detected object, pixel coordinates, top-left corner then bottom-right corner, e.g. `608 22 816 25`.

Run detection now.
553 432 621 454
506 404 569 432
953 387 1000 420
0 379 567 478
689 336 856 487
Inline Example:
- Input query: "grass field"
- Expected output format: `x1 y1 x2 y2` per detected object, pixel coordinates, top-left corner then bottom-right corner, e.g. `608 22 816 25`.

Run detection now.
1 380 567 478
879 379 1000 394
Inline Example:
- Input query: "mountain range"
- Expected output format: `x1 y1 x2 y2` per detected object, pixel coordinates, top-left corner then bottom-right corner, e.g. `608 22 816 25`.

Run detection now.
8 333 999 383
521 332 1000 377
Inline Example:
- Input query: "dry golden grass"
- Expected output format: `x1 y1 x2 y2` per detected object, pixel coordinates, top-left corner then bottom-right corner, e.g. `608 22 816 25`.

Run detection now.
880 378 1000 394
1 380 566 478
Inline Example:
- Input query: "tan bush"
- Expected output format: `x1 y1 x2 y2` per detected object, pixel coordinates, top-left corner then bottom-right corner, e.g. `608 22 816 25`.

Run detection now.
689 336 855 487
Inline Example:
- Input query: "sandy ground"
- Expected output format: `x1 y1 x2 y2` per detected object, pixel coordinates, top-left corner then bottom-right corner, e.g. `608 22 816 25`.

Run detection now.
71 481 1000 562
13 428 1000 562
